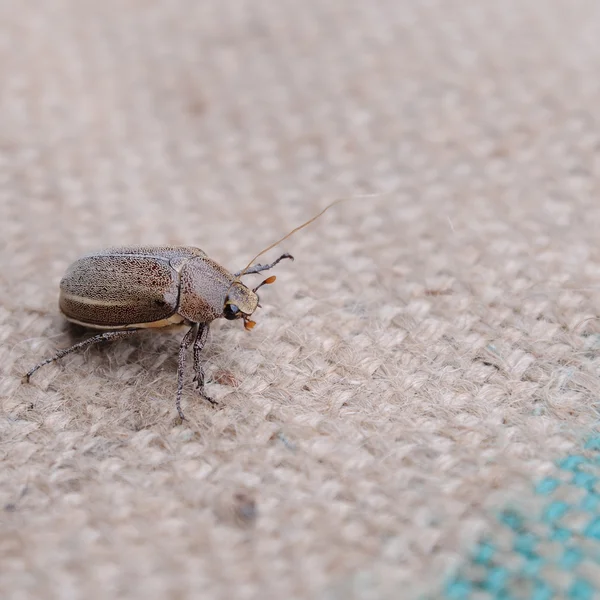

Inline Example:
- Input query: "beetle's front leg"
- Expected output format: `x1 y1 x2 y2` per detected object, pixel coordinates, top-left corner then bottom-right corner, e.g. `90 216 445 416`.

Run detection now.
234 253 294 277
192 324 217 406
175 324 198 420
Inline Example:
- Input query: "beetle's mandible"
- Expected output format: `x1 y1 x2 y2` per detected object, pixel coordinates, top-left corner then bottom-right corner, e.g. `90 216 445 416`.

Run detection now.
23 246 293 420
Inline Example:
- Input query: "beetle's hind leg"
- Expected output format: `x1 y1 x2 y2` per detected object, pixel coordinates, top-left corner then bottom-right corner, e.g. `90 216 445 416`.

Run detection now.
192 324 217 406
23 329 141 383
234 253 294 277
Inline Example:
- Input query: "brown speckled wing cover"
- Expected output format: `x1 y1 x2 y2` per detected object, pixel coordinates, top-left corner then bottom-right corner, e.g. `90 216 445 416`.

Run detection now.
59 252 181 327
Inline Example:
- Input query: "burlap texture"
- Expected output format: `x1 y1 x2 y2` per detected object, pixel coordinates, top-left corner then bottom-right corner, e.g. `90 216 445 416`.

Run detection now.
2 1 600 598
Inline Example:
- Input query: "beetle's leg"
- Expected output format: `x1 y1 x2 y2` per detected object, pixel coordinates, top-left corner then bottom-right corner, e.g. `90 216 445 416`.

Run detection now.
234 253 294 277
192 324 208 387
176 324 198 421
23 329 141 383
192 324 217 406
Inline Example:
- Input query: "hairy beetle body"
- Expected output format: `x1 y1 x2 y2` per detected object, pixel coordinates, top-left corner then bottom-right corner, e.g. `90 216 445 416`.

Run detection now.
25 245 293 420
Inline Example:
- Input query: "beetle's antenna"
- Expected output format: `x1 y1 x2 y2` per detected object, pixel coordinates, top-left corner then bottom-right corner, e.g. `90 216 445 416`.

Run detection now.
233 193 384 284
253 275 277 293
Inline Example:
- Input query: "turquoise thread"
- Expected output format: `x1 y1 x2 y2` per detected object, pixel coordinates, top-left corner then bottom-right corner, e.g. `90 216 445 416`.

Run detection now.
542 500 569 524
473 539 495 565
444 576 472 599
568 579 593 600
513 531 538 558
558 455 586 471
549 526 571 542
520 554 543 577
441 435 600 599
584 437 600 451
535 476 559 495
531 580 553 600
572 471 598 490
579 492 600 512
482 566 508 593
498 509 524 532
560 547 583 569
583 516 600 539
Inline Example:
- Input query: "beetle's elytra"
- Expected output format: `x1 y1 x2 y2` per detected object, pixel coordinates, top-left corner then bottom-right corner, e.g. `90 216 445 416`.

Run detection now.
24 246 293 419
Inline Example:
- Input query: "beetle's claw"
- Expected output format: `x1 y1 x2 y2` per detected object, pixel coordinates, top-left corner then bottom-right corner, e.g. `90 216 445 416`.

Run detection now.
197 387 218 407
22 367 37 384
203 394 219 407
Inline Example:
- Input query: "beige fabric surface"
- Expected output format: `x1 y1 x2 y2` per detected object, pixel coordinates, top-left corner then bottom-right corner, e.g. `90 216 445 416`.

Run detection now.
2 1 600 598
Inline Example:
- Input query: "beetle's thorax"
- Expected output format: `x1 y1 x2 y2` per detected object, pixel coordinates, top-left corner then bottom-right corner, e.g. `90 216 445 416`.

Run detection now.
177 257 257 324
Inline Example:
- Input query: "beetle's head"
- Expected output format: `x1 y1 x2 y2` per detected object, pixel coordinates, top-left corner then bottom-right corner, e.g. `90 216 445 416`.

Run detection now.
223 276 277 330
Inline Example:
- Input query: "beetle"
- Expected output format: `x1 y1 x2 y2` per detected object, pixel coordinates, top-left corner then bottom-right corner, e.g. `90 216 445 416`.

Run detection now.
22 197 357 420
23 246 293 419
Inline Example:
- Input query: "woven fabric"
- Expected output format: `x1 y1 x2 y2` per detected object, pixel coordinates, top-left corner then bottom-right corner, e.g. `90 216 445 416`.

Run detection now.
443 437 600 600
2 1 600 598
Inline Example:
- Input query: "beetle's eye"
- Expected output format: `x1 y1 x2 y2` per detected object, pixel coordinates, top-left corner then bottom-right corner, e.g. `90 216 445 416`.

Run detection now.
224 303 240 320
